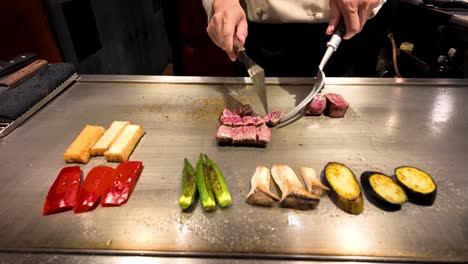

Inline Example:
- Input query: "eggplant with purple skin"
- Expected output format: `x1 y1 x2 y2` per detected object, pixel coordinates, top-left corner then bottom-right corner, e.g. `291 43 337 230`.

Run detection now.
395 166 437 206
361 171 407 211
324 162 363 215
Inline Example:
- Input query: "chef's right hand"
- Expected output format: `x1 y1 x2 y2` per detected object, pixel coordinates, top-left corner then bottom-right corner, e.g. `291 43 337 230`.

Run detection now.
206 0 248 61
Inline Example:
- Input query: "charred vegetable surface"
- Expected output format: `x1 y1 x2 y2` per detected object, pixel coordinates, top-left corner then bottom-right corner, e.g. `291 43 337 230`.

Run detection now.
361 171 407 209
178 158 197 210
205 154 232 208
196 154 216 211
324 162 363 215
395 166 437 205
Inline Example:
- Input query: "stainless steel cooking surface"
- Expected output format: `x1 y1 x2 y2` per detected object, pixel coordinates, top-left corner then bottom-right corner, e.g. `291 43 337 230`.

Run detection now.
0 76 467 263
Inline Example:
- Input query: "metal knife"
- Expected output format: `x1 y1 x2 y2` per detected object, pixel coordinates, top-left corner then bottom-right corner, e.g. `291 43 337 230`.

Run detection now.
234 38 267 117
0 59 48 96
0 53 38 78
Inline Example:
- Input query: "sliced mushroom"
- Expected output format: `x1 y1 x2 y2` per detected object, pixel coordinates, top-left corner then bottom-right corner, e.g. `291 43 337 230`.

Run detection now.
299 166 329 197
246 166 280 207
271 165 320 210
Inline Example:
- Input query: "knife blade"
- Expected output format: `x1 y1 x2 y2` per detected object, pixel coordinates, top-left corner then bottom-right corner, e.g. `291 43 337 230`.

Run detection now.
234 39 267 117
0 59 48 96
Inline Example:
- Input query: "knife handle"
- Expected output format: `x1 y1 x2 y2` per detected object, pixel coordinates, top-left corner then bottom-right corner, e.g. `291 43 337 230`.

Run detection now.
0 59 48 87
233 37 245 52
0 53 38 78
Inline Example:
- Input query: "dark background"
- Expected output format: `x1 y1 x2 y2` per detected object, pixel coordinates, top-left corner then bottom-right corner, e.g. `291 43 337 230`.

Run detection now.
0 0 466 78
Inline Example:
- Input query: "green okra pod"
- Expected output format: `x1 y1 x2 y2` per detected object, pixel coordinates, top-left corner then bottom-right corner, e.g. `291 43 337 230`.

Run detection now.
204 154 232 208
178 158 197 210
196 153 216 211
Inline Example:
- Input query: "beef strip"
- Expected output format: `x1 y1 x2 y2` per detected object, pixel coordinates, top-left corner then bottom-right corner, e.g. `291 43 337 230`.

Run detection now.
242 116 255 126
263 111 284 127
252 116 264 126
243 126 257 145
232 115 244 127
232 127 244 145
234 104 252 117
216 125 233 145
256 124 271 146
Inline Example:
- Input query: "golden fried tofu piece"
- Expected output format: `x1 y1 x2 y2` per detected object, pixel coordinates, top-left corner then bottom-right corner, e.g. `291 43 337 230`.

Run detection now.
64 125 105 163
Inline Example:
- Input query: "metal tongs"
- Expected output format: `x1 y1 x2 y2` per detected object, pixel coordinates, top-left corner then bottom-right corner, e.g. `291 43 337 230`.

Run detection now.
280 22 346 124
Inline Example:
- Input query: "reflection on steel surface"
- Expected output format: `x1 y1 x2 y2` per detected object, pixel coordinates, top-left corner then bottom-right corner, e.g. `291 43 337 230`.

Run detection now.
0 76 467 263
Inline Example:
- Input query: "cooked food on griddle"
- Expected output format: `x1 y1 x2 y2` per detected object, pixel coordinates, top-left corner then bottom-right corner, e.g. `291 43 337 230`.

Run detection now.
256 124 271 146
305 94 327 116
299 166 329 197
246 166 280 207
195 154 216 211
64 125 106 164
271 164 320 210
216 107 272 147
178 158 197 210
361 171 407 210
205 154 232 208
233 104 253 117
325 93 349 118
216 125 233 145
324 162 364 214
395 166 437 206
104 124 145 162
91 121 129 156
263 111 284 127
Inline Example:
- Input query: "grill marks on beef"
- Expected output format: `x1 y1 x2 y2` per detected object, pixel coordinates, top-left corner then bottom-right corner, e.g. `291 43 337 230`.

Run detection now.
217 106 271 147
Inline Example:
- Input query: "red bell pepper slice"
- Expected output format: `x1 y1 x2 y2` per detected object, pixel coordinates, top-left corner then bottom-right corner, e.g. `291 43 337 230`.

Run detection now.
74 166 117 213
102 161 143 206
42 166 81 215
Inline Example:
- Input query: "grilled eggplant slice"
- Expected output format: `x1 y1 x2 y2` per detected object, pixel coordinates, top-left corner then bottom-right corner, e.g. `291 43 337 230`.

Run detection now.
324 162 363 215
361 171 407 210
395 166 437 206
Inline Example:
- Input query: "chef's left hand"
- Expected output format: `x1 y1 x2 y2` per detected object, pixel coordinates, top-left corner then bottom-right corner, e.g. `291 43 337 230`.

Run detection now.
326 0 381 39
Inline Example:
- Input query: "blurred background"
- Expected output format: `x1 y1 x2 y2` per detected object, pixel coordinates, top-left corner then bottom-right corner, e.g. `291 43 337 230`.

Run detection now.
1 0 467 78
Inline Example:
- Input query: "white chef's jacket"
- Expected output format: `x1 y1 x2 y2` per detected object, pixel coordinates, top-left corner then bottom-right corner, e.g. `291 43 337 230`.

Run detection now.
202 0 386 24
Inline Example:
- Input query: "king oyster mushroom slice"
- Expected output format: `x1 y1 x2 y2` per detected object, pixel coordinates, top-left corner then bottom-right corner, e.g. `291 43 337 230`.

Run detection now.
270 165 320 210
246 166 280 207
299 166 330 197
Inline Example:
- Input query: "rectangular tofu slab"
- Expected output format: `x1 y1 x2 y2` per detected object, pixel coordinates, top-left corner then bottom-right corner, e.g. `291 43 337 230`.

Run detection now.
64 125 106 164
90 121 130 156
105 125 145 162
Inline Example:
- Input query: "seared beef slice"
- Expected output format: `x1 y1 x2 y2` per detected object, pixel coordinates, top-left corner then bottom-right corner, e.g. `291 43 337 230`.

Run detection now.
243 126 257 145
216 125 233 145
263 111 284 127
232 127 244 145
325 93 349 118
256 124 271 146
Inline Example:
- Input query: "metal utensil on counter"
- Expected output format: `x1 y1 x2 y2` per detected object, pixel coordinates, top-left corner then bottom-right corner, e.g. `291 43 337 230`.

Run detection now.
0 59 48 96
280 22 346 124
234 38 267 117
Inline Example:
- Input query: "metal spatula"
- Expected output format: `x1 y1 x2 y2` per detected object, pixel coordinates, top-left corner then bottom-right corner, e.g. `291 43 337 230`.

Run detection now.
234 38 267 117
280 22 346 124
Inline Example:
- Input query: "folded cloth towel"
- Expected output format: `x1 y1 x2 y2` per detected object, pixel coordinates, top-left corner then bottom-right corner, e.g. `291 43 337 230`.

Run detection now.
0 63 76 123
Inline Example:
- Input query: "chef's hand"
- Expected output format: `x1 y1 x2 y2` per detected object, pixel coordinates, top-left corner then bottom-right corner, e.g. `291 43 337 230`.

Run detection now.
326 0 381 39
206 0 248 61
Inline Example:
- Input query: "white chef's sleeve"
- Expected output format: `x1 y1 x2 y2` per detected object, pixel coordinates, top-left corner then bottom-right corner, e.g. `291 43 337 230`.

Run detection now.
202 0 215 22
